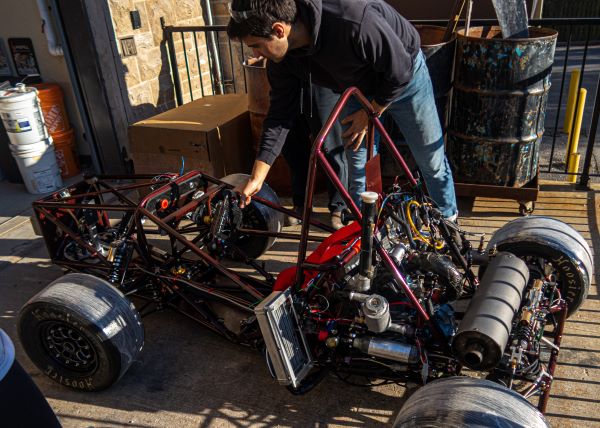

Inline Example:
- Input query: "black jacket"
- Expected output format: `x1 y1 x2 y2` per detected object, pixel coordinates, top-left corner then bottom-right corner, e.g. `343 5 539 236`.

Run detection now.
258 0 420 165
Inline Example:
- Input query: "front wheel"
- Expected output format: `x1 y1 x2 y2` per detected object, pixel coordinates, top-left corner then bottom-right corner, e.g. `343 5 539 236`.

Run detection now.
18 273 144 391
393 377 549 427
487 216 593 316
220 173 284 258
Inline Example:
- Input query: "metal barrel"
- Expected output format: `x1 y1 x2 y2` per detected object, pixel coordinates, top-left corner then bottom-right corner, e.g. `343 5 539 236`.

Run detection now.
415 25 456 131
448 26 558 187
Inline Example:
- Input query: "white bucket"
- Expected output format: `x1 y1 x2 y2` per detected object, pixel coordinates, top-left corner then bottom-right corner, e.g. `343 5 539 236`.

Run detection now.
0 84 48 146
10 138 62 194
9 137 54 154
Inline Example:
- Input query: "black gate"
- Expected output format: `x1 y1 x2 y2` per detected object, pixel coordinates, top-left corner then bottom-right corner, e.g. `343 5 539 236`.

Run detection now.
163 18 600 189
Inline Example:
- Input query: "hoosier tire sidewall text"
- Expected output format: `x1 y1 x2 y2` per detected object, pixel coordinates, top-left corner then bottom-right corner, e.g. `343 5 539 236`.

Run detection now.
18 302 122 391
17 273 144 391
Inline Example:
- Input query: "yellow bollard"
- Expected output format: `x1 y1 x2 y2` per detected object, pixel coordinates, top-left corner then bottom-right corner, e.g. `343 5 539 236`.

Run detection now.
564 69 581 133
565 87 587 183
567 88 587 155
567 153 581 184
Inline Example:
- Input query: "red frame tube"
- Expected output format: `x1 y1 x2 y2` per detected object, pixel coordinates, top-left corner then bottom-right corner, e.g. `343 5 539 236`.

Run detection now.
294 87 427 321
538 302 568 413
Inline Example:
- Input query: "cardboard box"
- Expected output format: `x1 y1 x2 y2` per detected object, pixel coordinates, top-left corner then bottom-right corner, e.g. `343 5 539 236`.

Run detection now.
128 93 253 178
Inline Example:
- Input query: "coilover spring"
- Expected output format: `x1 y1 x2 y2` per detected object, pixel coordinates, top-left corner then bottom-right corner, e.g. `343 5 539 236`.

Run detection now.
514 323 534 344
109 241 129 284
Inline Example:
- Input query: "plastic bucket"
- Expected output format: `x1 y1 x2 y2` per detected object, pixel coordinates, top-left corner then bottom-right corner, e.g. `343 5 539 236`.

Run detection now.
52 128 80 178
9 138 62 194
33 83 70 134
9 137 53 153
0 84 48 146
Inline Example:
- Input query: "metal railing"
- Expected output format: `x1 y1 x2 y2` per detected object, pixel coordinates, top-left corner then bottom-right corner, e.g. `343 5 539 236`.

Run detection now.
163 18 600 189
162 23 248 105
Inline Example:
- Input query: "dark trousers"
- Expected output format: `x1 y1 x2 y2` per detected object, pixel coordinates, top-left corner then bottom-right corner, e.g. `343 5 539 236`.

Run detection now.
281 85 348 213
0 360 61 427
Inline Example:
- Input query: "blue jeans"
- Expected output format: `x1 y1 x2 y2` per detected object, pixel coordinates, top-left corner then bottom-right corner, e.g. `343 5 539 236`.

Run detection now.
282 85 348 213
343 51 458 218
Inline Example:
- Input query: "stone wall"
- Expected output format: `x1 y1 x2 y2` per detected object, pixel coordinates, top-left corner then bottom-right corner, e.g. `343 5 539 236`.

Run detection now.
108 0 216 123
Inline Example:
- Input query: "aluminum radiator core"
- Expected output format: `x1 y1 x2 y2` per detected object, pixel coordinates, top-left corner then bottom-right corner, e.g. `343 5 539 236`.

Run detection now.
254 288 314 388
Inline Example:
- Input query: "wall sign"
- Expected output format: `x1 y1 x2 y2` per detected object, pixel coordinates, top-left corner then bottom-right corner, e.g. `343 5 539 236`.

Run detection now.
120 37 137 57
8 38 41 77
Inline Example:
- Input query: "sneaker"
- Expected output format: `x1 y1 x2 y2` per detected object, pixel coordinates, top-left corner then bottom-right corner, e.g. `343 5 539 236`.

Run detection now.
284 206 303 227
445 213 458 223
331 211 344 230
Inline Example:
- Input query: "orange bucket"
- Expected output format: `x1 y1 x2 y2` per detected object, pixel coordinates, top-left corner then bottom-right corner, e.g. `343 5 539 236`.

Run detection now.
52 128 80 178
33 83 70 134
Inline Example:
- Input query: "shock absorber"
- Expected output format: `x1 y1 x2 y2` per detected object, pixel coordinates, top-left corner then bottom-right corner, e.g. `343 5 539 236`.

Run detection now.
108 240 130 284
348 191 378 292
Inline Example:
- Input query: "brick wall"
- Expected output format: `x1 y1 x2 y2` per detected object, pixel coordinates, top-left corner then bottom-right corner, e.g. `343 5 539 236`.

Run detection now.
108 0 216 122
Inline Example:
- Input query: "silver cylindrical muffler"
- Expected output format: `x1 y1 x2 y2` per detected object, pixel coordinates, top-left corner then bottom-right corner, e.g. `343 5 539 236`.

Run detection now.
452 252 529 370
353 337 419 364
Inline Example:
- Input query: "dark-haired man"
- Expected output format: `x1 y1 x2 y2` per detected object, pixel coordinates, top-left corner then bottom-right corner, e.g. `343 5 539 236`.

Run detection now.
227 0 457 221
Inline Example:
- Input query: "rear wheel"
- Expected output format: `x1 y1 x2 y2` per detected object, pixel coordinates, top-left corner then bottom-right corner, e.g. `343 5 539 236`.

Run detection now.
220 173 284 258
487 216 592 316
393 377 549 427
18 273 144 391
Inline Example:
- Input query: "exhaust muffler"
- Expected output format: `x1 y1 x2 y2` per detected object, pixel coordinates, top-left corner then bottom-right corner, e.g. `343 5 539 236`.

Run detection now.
452 252 529 370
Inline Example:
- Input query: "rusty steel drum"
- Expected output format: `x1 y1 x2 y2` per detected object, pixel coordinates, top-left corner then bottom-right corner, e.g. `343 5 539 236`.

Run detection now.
448 26 558 187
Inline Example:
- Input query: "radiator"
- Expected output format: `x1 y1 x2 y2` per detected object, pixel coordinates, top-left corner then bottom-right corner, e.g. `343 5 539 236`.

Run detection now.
254 288 314 388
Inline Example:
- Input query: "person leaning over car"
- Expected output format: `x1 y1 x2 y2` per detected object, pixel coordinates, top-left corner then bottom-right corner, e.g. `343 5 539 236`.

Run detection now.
227 0 458 221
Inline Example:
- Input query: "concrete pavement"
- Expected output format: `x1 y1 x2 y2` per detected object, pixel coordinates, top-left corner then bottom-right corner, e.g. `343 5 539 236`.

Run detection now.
0 180 599 427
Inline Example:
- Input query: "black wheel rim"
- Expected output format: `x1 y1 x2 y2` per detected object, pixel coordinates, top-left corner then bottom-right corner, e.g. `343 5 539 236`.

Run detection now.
40 321 98 373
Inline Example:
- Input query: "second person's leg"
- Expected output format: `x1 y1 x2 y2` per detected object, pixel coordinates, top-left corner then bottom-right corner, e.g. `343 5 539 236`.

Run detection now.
308 86 348 228
386 52 457 218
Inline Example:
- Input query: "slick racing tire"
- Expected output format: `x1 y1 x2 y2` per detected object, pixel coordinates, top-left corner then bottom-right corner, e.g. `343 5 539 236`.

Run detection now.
487 216 592 317
393 377 549 428
220 173 284 259
18 273 144 391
